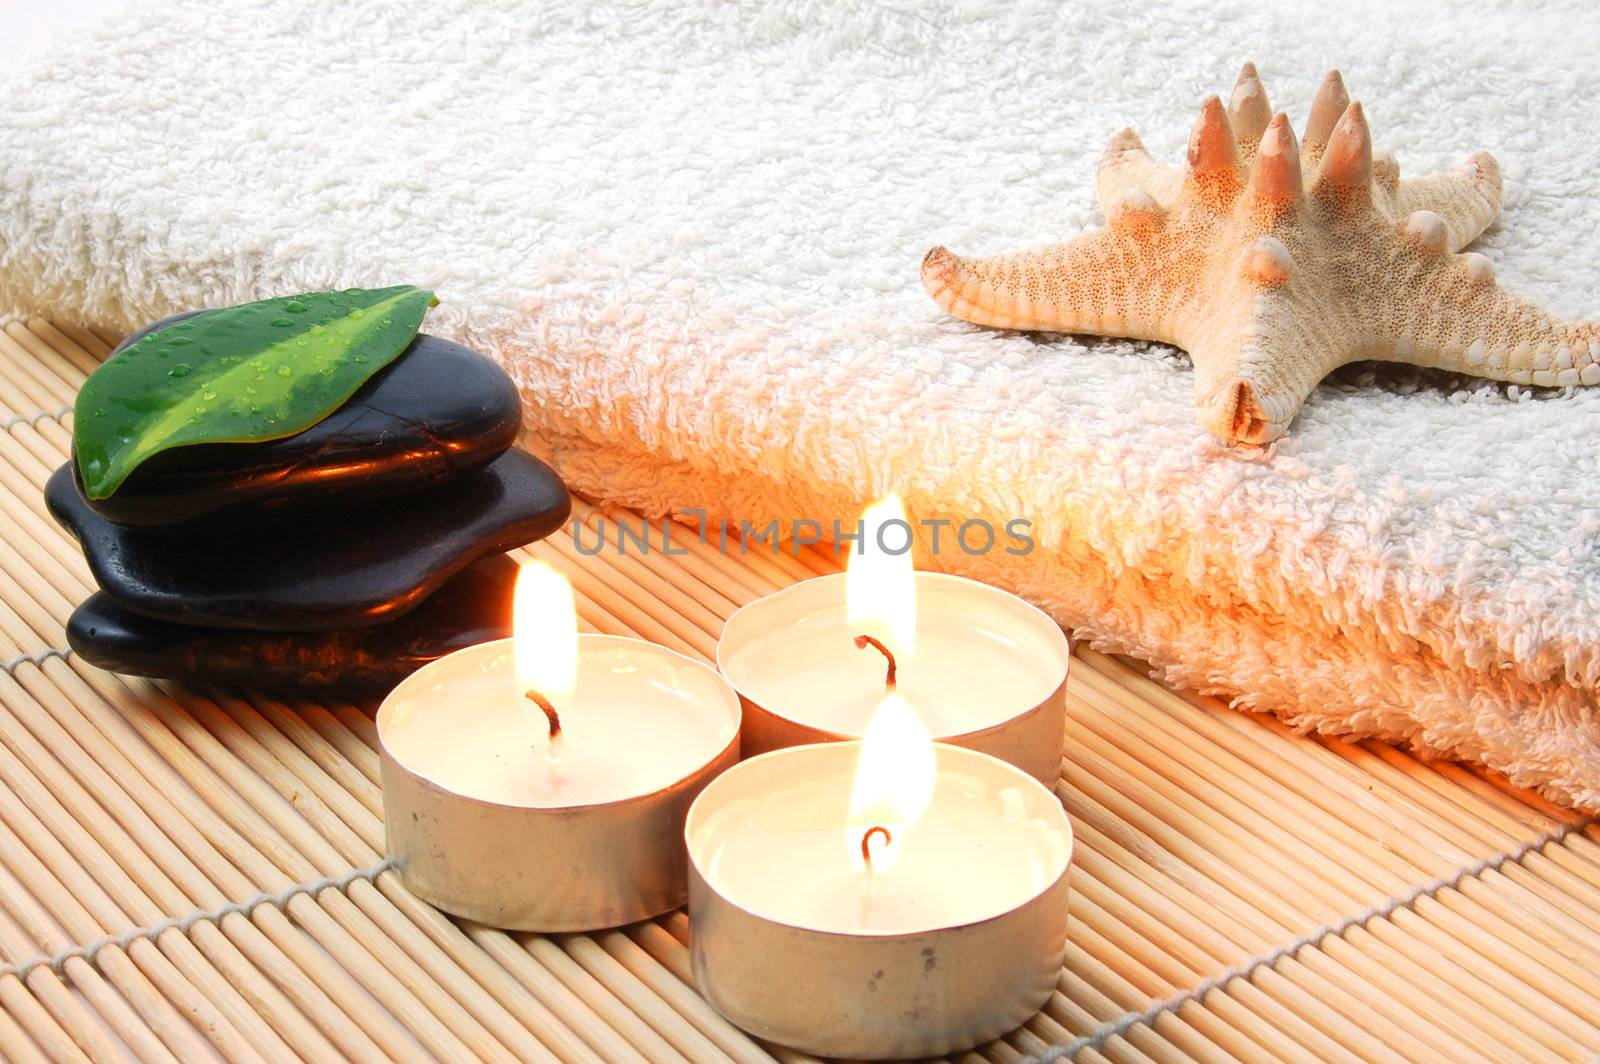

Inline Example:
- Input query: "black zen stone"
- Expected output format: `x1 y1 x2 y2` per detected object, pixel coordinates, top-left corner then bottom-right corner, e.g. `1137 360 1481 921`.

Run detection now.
47 449 570 631
79 311 523 527
67 554 519 694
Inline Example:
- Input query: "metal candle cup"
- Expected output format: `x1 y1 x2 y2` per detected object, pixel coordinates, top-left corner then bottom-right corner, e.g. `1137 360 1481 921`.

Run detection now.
378 634 741 931
686 741 1073 1060
716 572 1069 786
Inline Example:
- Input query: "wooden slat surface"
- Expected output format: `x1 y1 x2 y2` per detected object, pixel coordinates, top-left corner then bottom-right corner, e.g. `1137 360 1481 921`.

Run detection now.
0 317 1597 1063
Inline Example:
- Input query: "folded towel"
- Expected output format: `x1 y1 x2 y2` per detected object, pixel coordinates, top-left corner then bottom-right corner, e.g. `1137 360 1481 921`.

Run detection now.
4 0 1599 806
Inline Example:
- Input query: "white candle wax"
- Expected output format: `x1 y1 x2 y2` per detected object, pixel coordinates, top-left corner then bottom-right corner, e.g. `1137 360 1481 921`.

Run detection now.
688 742 1072 935
718 572 1067 738
382 636 740 807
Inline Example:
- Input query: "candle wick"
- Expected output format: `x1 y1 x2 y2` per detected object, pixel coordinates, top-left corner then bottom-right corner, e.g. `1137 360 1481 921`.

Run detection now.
852 634 897 689
523 689 562 740
860 825 892 870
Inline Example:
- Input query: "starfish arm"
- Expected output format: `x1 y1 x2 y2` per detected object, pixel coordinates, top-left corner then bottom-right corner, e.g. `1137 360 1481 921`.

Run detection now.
1184 291 1350 443
1095 128 1183 211
1392 153 1503 251
1375 247 1600 385
921 224 1177 338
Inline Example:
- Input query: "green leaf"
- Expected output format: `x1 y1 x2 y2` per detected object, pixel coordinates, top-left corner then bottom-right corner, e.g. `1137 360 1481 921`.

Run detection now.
74 285 438 499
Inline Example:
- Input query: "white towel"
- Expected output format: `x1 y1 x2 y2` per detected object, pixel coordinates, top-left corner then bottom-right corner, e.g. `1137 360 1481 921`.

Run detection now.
3 0 1599 806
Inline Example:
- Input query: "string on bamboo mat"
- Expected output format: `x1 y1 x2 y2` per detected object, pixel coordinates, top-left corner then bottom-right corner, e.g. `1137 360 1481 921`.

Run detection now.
0 858 396 982
2 647 71 675
0 403 72 430
1022 814 1598 1063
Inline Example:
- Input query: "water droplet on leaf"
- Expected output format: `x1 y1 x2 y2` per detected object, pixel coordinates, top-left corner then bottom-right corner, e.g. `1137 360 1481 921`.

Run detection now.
277 366 293 377
271 317 293 327
285 300 308 313
169 363 192 378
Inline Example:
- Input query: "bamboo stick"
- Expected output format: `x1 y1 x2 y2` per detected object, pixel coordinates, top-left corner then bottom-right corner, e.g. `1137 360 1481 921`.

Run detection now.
559 514 740 627
85 325 124 351
1060 900 1255 1064
559 934 738 1063
0 905 122 1064
1061 784 1573 1060
590 928 780 1064
1068 704 1600 1056
0 431 58 504
0 328 81 407
106 689 530 1064
522 933 696 1064
17 322 104 377
3 662 434 1064
570 503 757 610
0 975 94 1064
1073 658 1600 985
2 322 92 389
0 1001 54 1064
1068 739 1593 1062
0 423 71 491
1068 673 1600 1011
0 776 276 1064
0 669 384 1063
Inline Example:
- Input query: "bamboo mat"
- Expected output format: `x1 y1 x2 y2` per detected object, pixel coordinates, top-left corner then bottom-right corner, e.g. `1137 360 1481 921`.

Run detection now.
1 317 1599 1064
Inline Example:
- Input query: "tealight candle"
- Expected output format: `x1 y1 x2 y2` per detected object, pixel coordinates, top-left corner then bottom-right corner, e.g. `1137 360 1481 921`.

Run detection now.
717 496 1070 785
379 562 741 930
687 695 1073 1059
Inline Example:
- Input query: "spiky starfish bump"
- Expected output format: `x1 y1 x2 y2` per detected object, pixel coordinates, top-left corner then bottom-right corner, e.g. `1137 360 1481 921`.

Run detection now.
922 64 1600 443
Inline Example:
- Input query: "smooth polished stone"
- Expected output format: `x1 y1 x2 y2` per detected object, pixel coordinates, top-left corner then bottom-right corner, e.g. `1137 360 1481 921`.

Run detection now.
48 448 569 631
67 555 519 694
81 310 524 527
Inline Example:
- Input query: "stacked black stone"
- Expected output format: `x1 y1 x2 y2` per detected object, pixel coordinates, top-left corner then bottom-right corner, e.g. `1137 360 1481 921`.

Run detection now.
48 313 571 695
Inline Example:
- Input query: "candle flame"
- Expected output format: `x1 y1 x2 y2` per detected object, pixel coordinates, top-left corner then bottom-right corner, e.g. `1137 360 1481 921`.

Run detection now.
847 691 935 875
846 494 916 659
513 562 578 736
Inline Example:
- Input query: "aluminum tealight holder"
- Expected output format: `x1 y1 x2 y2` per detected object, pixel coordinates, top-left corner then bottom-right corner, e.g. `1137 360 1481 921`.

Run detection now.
685 741 1074 1059
379 634 742 931
717 571 1069 787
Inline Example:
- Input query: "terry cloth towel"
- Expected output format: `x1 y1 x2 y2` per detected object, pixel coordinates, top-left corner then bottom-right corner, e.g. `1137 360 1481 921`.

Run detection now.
3 0 1600 807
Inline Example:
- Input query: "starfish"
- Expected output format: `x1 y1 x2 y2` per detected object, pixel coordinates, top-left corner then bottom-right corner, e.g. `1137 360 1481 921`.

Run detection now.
922 64 1600 443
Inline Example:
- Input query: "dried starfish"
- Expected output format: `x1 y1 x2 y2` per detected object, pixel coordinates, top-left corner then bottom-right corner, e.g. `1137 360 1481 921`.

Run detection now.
922 64 1600 443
